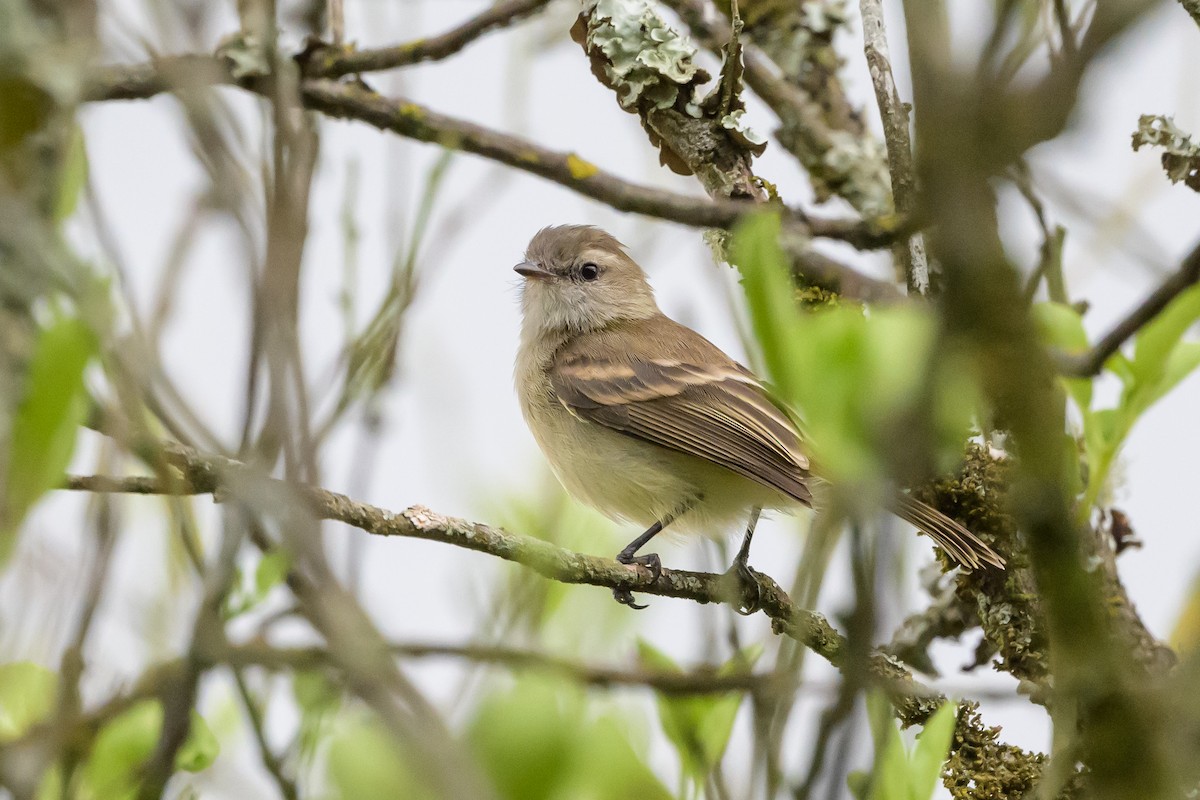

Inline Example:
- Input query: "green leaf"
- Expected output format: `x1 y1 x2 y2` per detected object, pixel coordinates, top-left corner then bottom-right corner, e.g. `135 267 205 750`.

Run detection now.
54 124 88 223
0 662 57 740
1032 302 1093 411
870 698 908 800
861 694 955 800
636 641 747 784
730 211 806 402
0 75 55 151
328 716 431 800
294 669 342 762
1032 302 1089 352
254 548 291 599
3 314 96 546
1146 340 1200 409
80 701 219 797
909 702 957 800
467 678 582 800
569 714 673 800
732 213 982 486
1106 352 1136 386
175 710 219 772
82 701 161 799
1131 283 1200 385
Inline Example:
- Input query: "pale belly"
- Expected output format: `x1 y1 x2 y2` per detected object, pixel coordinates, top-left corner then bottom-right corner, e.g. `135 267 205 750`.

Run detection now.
520 384 790 536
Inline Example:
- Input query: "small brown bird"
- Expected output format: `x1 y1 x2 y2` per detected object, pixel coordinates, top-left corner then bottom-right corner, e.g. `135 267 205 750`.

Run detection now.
513 225 1004 608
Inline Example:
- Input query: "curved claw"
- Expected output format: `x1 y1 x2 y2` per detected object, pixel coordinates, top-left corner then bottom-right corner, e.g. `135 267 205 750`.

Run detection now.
613 552 663 610
613 587 649 610
724 561 762 616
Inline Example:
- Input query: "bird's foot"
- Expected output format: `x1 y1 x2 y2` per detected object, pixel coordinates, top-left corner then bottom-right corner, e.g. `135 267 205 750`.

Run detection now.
613 552 662 610
721 558 762 616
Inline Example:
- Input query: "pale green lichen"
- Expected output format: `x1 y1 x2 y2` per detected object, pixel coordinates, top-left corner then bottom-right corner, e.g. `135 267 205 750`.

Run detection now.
587 0 701 111
1132 114 1200 192
720 109 767 147
215 32 271 80
820 130 893 218
744 0 849 81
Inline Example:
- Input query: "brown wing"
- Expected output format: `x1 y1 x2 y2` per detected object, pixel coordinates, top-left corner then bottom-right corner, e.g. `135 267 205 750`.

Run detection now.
550 347 813 506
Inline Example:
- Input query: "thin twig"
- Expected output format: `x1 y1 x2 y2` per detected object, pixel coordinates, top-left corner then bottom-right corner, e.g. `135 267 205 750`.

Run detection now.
328 0 344 45
858 0 929 294
305 0 554 77
81 62 894 248
232 669 299 800
221 641 794 697
1057 237 1200 376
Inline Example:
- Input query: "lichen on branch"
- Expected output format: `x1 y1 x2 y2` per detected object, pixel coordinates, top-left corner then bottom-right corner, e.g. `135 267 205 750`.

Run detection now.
1132 114 1200 192
572 0 766 198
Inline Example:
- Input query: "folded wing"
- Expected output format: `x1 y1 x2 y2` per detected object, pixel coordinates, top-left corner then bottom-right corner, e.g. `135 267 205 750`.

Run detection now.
550 353 814 506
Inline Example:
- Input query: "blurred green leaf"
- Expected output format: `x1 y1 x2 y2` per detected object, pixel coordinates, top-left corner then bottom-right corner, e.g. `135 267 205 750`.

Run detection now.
294 669 342 762
3 313 96 552
254 548 291 598
866 691 909 800
1131 284 1200 386
0 661 57 740
54 124 87 223
223 548 293 619
1033 301 1092 411
80 701 219 798
468 678 582 800
175 710 219 772
860 693 956 800
1143 340 1200 410
732 212 980 485
908 702 958 800
636 641 749 787
570 714 672 800
1032 302 1089 352
1077 284 1200 512
328 715 432 800
0 75 54 151
82 701 160 799
729 212 806 403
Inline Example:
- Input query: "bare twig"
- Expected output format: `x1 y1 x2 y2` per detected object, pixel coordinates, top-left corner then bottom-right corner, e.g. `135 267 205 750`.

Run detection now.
328 0 344 44
222 640 794 697
1057 237 1200 376
305 0 554 77
82 62 893 246
859 0 929 294
232 669 299 800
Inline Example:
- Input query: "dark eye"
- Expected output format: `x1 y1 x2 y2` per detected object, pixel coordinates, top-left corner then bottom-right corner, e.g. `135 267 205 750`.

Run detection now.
579 262 600 281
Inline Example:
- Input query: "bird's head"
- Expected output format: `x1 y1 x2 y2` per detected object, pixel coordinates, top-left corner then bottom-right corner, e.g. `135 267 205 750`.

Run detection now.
515 225 660 335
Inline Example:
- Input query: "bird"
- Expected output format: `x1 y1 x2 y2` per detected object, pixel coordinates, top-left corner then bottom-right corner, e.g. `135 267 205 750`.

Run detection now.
512 225 1005 609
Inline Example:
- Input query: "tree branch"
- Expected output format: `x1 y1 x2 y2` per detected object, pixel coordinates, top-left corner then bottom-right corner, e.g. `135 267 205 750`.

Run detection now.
1058 237 1200 376
65 462 844 662
858 0 929 294
221 640 795 697
82 59 901 299
62 436 1051 785
303 0 555 78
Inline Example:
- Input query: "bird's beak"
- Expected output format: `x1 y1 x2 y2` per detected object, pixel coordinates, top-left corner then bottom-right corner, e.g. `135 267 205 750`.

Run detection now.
514 261 554 281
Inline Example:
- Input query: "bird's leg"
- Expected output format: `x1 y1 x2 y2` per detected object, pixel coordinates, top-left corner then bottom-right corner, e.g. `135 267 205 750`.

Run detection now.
723 507 762 615
613 504 689 609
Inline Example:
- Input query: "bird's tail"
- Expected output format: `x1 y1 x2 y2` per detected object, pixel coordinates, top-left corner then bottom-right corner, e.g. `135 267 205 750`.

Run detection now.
891 493 1006 570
